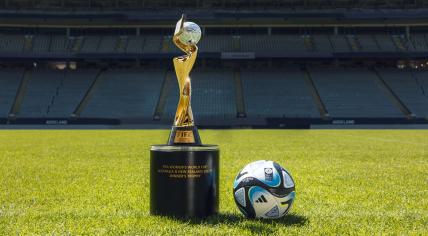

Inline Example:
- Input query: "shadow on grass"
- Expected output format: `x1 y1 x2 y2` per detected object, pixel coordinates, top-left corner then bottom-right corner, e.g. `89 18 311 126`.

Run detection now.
171 213 308 234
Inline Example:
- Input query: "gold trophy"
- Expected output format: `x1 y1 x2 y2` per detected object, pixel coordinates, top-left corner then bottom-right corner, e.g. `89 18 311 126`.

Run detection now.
167 14 202 145
150 15 219 218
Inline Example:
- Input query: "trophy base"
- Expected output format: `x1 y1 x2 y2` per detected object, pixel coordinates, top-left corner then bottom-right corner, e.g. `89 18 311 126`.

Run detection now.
150 145 219 218
168 125 202 145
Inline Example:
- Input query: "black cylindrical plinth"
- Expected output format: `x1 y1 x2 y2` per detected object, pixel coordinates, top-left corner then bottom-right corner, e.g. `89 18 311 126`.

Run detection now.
150 145 219 218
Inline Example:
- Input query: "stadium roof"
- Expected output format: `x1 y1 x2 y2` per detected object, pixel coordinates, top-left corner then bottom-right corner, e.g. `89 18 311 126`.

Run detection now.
1 9 428 28
1 0 428 10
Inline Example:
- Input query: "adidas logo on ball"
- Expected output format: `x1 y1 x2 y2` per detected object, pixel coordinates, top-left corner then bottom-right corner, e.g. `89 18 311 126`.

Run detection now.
255 195 268 203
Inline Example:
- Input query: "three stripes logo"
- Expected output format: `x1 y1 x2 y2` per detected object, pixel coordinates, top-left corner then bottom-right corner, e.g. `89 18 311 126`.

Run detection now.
255 195 268 203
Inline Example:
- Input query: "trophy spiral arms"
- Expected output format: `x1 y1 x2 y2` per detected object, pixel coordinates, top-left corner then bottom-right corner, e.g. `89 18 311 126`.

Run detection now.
172 14 199 127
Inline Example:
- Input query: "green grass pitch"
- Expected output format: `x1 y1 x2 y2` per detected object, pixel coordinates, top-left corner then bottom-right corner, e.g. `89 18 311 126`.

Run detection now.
0 130 427 235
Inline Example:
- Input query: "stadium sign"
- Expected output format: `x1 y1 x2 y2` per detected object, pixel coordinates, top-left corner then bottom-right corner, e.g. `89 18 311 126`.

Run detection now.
221 52 255 59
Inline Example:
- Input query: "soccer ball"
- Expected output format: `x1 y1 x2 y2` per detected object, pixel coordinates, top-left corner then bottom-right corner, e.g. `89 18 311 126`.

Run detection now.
233 160 296 219
178 22 201 46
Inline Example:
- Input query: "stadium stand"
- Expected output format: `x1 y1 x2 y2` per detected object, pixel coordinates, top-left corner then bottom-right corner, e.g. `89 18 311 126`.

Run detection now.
49 35 68 53
4 33 428 54
142 35 163 53
0 0 424 10
358 35 381 52
163 69 236 120
19 69 64 117
0 35 24 52
4 65 424 122
98 36 117 53
375 35 398 51
192 70 237 119
312 35 332 52
329 35 351 52
81 69 164 118
410 34 428 51
242 68 320 118
126 36 144 54
0 69 24 116
0 1 427 127
17 69 95 117
308 67 404 118
240 35 307 53
80 36 100 53
32 35 50 53
413 70 428 99
47 69 98 117
378 68 428 117
198 36 235 52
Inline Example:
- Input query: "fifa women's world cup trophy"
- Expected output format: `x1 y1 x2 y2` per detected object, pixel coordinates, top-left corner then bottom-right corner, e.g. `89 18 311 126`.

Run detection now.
150 15 219 218
168 14 201 145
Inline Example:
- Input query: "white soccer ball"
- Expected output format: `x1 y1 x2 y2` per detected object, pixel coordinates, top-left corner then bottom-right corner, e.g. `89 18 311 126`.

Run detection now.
233 160 296 219
178 22 201 46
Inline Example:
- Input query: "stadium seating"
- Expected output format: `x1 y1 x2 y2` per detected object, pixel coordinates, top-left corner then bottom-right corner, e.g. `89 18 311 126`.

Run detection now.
0 4 428 128
162 75 179 120
2 33 428 54
49 35 69 53
19 69 64 117
98 36 117 53
0 69 24 116
374 35 397 51
192 70 237 118
80 36 100 53
240 35 307 52
312 35 333 52
81 69 164 118
329 35 351 52
242 68 320 118
13 69 95 117
47 69 98 117
163 69 236 120
0 35 24 52
32 35 50 52
410 34 428 51
308 67 404 117
142 35 163 53
378 68 428 117
0 66 426 120
358 35 381 52
126 36 144 53
413 70 428 99
17 69 96 117
198 36 235 52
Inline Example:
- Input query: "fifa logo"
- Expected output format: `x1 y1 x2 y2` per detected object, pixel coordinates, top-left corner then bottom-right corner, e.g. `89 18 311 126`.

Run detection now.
264 168 273 181
177 131 192 138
